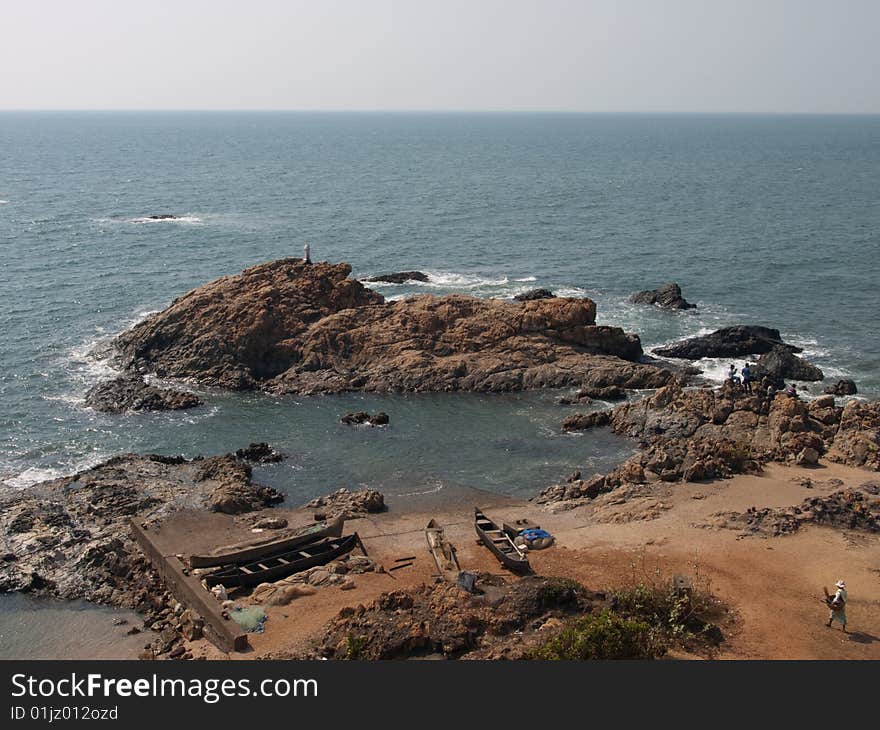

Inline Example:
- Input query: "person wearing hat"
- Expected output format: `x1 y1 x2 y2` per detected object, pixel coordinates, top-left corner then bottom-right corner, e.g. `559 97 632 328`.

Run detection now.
824 580 848 632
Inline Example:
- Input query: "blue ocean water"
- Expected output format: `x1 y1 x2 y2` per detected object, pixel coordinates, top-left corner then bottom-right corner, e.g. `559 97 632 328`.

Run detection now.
1 112 878 502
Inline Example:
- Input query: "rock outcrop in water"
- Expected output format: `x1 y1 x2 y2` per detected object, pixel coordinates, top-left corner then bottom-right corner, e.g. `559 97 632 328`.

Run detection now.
654 326 800 360
85 374 202 413
363 271 429 284
751 345 824 386
110 259 671 395
824 379 858 396
514 288 555 301
0 452 282 606
629 282 696 310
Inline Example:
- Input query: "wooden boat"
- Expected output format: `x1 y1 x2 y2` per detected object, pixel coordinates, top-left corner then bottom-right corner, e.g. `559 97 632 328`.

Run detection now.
425 518 460 580
190 516 344 568
473 508 529 573
204 533 360 588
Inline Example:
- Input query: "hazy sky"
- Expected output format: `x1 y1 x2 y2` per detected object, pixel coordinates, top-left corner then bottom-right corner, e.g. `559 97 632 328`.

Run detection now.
2 0 878 112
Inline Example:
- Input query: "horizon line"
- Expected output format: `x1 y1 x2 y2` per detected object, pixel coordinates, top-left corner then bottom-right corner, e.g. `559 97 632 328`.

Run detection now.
1 108 880 116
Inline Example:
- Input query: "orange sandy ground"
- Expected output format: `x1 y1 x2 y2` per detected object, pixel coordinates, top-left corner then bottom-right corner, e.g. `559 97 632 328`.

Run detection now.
187 460 880 660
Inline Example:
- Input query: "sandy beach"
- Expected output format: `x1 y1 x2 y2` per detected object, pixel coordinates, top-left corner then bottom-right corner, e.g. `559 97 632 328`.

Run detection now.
170 458 880 661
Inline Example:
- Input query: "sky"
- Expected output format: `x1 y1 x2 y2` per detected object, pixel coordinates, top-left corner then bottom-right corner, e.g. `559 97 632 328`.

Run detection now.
1 0 879 113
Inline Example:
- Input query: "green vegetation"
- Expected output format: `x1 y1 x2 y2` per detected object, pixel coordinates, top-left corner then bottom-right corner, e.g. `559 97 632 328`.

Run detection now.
530 609 662 660
344 634 370 660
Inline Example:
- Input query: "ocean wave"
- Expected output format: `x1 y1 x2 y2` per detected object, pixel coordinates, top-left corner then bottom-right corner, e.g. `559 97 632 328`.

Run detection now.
0 199 8 205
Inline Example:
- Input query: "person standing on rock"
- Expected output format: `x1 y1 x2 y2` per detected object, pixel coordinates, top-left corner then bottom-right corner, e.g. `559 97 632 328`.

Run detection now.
303 242 312 264
824 580 848 632
741 363 753 393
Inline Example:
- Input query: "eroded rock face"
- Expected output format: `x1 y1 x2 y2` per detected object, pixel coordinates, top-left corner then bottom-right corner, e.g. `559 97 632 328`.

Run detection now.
110 259 665 395
304 488 386 520
629 283 695 310
114 260 385 390
85 375 202 413
654 326 800 360
752 345 823 386
0 452 282 605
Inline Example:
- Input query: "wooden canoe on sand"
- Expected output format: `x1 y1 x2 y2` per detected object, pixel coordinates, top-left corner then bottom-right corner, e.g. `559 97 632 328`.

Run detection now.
425 518 461 580
474 508 530 573
190 516 344 568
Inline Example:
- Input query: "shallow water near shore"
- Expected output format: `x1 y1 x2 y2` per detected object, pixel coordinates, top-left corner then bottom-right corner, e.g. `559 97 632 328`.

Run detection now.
0 593 144 659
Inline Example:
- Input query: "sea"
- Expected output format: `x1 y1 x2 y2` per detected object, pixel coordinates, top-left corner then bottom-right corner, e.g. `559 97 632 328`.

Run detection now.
1 112 879 654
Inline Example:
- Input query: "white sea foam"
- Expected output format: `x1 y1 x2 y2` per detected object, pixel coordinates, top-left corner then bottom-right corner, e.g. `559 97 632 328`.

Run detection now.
0 199 9 205
93 215 203 226
514 276 537 282
555 286 590 298
2 452 111 490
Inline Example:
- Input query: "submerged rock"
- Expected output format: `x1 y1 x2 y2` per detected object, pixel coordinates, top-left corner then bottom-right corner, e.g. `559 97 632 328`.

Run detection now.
110 259 664 395
85 375 201 413
363 271 429 284
653 325 800 360
340 412 389 426
514 288 555 301
629 282 695 310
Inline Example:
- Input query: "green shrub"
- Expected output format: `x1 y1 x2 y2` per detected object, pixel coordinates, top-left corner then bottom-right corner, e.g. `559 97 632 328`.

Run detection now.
530 609 663 660
344 635 369 660
538 577 584 607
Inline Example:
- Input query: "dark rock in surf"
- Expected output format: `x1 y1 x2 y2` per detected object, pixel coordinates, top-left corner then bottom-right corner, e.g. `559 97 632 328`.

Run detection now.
653 326 801 360
629 283 696 310
364 271 429 284
147 215 179 220
751 345 824 387
514 289 555 301
824 379 858 396
235 442 284 463
85 375 201 413
341 412 389 426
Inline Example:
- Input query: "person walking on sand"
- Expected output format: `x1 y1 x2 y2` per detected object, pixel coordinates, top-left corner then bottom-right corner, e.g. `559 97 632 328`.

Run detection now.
824 580 848 632
303 242 312 264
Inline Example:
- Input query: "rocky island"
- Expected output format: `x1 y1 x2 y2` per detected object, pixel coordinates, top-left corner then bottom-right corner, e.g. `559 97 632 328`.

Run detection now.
107 259 673 395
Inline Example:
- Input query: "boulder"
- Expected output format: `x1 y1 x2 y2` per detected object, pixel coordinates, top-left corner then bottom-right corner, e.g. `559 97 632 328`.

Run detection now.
363 271 429 284
514 289 555 301
824 379 857 396
562 411 611 432
304 488 386 520
751 345 823 386
654 326 800 360
85 375 201 413
629 283 695 310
